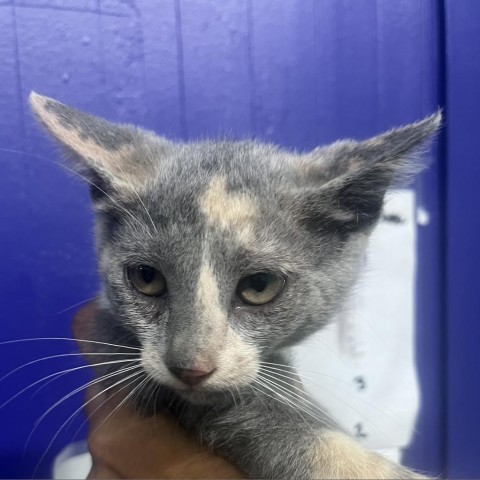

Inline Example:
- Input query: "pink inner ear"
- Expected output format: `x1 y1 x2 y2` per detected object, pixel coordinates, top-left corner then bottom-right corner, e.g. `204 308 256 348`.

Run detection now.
29 92 154 190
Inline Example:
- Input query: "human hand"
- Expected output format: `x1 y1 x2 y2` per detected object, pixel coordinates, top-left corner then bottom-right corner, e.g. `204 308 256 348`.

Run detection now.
73 303 244 479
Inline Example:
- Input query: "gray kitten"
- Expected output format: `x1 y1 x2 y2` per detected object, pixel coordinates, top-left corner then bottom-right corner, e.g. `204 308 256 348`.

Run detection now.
30 92 439 479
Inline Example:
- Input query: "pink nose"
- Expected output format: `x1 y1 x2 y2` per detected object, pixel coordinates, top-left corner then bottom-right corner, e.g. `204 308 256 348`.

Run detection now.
168 367 215 387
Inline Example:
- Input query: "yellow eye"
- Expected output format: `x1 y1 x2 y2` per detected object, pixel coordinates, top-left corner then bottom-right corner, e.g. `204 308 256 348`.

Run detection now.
127 265 167 297
237 272 285 306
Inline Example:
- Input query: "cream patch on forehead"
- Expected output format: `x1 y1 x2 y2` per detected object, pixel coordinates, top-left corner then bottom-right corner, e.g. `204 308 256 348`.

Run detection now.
30 93 140 190
199 176 256 245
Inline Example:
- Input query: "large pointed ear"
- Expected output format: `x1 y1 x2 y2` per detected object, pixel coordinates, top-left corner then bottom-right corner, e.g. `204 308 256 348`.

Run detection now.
293 113 441 235
29 92 166 194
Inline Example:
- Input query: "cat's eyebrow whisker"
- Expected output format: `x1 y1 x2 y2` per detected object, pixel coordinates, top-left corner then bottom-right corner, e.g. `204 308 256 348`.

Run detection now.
0 337 142 351
0 351 139 384
0 358 140 409
94 127 159 238
57 162 154 240
133 191 158 236
32 368 145 477
0 147 52 162
0 147 154 240
56 296 99 315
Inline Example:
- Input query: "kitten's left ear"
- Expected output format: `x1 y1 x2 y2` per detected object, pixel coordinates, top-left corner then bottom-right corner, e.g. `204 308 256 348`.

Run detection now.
29 92 165 192
294 113 441 234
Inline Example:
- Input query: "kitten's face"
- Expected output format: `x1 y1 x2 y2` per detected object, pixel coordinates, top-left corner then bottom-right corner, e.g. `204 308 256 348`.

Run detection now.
30 92 439 401
94 142 369 399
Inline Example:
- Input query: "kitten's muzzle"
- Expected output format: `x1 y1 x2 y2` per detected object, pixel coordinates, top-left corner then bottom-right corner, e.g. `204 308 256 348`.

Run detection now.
167 366 216 387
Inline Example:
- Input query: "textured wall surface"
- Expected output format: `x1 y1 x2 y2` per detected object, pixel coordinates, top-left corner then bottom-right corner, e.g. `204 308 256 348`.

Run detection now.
0 0 450 477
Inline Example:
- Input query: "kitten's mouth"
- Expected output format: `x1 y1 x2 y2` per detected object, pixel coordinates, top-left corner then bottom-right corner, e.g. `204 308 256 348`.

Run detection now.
146 368 242 404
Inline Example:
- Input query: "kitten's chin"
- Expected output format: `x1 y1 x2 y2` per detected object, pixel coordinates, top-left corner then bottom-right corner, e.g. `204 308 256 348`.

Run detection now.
177 389 228 405
175 380 256 405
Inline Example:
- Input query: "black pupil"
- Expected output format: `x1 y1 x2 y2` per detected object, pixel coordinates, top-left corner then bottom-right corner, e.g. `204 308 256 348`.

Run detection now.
250 273 268 292
140 266 156 283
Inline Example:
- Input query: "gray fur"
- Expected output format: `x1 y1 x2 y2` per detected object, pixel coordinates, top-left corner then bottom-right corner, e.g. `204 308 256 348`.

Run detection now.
30 92 438 479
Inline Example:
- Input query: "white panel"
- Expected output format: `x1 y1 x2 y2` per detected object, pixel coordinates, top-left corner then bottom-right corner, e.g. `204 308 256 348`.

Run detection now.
294 189 419 457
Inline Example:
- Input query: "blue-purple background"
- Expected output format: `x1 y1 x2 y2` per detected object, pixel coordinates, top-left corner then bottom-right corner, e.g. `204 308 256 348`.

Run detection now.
0 0 478 477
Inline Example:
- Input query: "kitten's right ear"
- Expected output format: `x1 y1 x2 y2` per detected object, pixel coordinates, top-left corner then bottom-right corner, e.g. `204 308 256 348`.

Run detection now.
291 113 441 235
29 92 164 193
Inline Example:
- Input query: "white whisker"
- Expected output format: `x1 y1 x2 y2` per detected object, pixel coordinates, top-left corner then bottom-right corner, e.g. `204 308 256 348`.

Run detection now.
73 373 145 441
91 375 149 438
57 162 154 239
56 296 99 315
260 363 406 430
32 364 141 428
255 376 331 427
0 351 139 384
250 381 316 434
31 364 142 430
0 358 139 409
93 128 159 238
260 367 403 438
0 147 51 162
0 147 153 240
0 337 141 351
260 361 352 386
32 368 144 477
259 369 331 420
257 377 337 432
25 364 142 451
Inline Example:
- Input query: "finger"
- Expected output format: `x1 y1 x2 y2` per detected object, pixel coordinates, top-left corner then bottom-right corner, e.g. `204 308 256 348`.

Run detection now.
87 464 122 479
84 385 245 478
88 405 244 479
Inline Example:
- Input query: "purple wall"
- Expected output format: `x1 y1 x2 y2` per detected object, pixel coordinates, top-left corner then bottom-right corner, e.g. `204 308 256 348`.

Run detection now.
444 1 480 476
0 0 466 477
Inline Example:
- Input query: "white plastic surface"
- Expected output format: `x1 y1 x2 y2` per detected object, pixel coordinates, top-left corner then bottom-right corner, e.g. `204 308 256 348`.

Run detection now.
295 189 419 457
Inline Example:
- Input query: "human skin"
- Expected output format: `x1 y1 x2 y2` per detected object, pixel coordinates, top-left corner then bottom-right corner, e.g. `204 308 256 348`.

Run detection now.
73 303 243 479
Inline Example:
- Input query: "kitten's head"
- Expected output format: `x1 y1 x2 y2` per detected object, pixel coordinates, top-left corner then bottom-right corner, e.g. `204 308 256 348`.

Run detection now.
30 92 440 401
